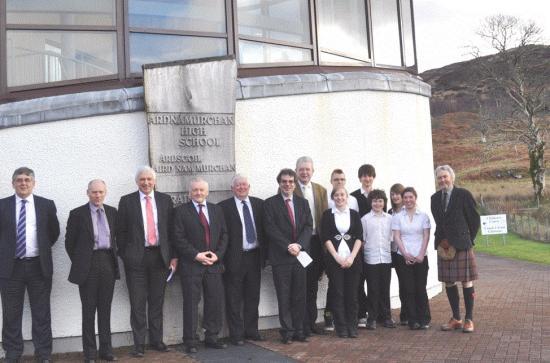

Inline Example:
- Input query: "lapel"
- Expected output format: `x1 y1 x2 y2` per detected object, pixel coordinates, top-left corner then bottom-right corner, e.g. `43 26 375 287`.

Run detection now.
7 195 16 230
133 191 144 232
445 189 456 215
206 202 217 234
278 194 293 227
83 204 94 242
231 198 243 228
33 195 42 236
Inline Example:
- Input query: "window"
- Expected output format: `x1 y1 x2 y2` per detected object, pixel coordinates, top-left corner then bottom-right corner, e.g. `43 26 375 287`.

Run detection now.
5 0 118 87
317 0 370 65
127 0 229 74
370 0 402 66
400 0 416 67
236 0 314 65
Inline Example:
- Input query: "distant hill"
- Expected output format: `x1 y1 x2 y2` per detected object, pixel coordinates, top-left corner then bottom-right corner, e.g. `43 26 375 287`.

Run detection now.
420 45 550 180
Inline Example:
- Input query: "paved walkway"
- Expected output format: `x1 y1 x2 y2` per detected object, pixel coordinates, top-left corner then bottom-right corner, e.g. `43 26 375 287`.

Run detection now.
10 253 550 362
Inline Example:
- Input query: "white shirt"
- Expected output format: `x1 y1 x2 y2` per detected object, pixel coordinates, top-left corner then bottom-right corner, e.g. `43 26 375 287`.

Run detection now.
299 181 316 232
15 194 38 257
332 207 351 258
328 195 359 212
192 199 210 223
234 196 258 250
361 186 372 198
391 208 431 257
139 191 159 246
362 210 392 264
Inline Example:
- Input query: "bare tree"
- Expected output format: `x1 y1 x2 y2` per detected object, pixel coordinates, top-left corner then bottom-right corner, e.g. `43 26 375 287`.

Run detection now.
471 15 548 204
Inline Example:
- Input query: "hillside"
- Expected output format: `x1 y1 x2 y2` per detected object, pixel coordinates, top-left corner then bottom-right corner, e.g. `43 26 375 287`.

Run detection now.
421 45 550 180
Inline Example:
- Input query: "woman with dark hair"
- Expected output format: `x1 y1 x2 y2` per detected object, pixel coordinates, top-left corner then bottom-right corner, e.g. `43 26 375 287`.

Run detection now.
361 189 394 330
392 187 431 330
321 187 363 338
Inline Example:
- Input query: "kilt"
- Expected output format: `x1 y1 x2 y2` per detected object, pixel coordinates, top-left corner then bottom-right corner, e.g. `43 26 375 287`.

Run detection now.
437 248 478 283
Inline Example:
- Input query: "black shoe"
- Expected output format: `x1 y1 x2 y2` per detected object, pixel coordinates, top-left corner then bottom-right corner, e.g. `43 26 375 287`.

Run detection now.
383 319 396 328
293 334 308 342
186 346 198 354
39 360 51 363
99 353 118 361
245 333 265 341
348 331 358 338
150 342 170 352
337 331 348 338
281 336 293 344
84 360 96 363
130 345 145 358
231 338 244 346
303 329 312 337
5 359 21 363
400 320 408 326
310 326 325 335
205 340 227 349
366 321 377 330
409 322 421 330
419 323 430 330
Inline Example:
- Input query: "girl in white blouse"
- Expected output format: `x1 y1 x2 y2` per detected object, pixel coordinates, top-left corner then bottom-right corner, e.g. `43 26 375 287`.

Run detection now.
392 187 431 330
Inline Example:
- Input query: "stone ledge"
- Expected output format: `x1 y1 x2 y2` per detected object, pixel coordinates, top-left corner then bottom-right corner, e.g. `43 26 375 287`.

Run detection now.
0 71 430 129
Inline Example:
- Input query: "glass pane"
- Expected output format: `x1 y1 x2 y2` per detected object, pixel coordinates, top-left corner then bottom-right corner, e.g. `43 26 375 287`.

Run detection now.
130 33 227 73
401 0 415 67
371 0 402 66
317 0 369 61
6 0 115 26
238 0 311 45
238 40 311 64
129 0 226 33
320 52 367 66
7 30 117 87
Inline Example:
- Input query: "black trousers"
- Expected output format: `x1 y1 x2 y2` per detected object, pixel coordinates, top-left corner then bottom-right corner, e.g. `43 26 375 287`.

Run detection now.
124 247 168 347
392 251 408 321
357 262 371 319
0 258 52 360
181 269 224 347
304 235 323 332
395 254 430 326
79 250 116 359
365 263 392 322
224 249 262 340
272 263 306 338
326 261 360 335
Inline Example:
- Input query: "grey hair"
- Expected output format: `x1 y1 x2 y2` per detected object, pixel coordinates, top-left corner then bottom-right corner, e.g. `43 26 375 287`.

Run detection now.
188 177 208 192
12 167 35 182
435 165 455 182
134 166 156 182
87 179 106 191
296 156 314 169
231 174 249 187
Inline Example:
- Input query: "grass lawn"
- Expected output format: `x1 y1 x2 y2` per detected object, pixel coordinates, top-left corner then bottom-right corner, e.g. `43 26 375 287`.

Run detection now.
474 232 550 265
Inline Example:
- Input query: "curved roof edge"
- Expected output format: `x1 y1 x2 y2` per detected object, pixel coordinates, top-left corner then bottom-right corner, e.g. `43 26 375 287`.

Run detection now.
0 71 430 129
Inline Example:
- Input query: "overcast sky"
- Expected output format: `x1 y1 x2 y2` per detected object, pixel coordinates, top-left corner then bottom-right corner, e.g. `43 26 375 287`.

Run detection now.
413 0 549 72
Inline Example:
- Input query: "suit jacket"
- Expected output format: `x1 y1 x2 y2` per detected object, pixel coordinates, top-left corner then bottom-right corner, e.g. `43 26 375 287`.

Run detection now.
218 196 266 273
320 208 363 271
431 187 480 250
65 203 120 285
294 181 328 235
0 194 60 281
263 194 313 266
116 191 174 268
173 201 228 275
350 189 371 218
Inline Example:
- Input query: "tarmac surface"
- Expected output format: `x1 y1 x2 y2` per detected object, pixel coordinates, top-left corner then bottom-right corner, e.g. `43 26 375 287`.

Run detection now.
7 253 550 362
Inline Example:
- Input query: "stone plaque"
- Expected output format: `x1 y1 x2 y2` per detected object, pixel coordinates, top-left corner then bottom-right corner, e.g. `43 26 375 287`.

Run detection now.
143 56 237 204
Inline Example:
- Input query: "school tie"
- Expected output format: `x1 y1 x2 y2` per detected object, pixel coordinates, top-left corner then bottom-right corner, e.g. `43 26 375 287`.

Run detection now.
242 200 257 249
15 199 27 258
198 204 211 249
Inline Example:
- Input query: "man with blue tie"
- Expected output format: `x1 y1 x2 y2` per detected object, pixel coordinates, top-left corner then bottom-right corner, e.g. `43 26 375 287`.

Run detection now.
0 167 60 363
219 174 265 346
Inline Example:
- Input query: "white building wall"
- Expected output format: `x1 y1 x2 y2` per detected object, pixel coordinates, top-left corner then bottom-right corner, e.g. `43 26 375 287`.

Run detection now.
0 89 437 352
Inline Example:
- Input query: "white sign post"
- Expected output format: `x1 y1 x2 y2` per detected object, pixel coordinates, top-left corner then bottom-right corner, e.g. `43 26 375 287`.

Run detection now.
480 214 508 245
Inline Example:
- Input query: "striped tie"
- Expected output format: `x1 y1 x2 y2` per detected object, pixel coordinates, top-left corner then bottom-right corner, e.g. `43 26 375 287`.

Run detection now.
15 199 27 259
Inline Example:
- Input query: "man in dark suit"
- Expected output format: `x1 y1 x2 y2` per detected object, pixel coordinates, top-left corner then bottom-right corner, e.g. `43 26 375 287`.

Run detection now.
0 167 60 363
173 177 228 353
431 165 480 333
65 179 119 362
219 174 265 346
117 166 177 357
264 169 312 344
350 164 376 327
294 156 328 336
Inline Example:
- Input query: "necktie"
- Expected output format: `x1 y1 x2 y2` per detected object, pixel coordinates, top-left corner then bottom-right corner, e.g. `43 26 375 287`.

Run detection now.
242 200 257 249
96 209 110 249
145 196 157 246
442 191 448 212
15 199 27 258
198 204 211 249
285 199 296 242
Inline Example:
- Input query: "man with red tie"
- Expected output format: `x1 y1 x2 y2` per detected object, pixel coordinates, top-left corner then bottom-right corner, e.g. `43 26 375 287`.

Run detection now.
173 177 228 354
264 169 313 344
117 166 177 358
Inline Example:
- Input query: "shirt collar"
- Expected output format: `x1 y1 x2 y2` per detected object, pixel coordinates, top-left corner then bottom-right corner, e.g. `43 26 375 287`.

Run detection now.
15 194 34 204
299 181 311 190
139 190 154 199
89 202 103 213
332 206 350 215
281 194 293 202
192 200 207 208
361 186 371 196
234 196 250 205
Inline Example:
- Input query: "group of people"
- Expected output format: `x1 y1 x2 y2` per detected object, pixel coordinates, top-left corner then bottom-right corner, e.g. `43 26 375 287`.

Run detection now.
0 159 480 363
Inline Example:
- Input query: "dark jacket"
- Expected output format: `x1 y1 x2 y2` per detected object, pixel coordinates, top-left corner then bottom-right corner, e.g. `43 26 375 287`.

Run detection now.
320 208 363 270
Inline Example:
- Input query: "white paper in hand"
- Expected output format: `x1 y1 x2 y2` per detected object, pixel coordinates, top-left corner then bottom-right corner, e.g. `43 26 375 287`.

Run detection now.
297 251 313 267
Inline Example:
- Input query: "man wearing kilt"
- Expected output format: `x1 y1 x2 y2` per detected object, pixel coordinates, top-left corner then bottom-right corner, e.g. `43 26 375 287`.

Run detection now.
431 165 480 333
